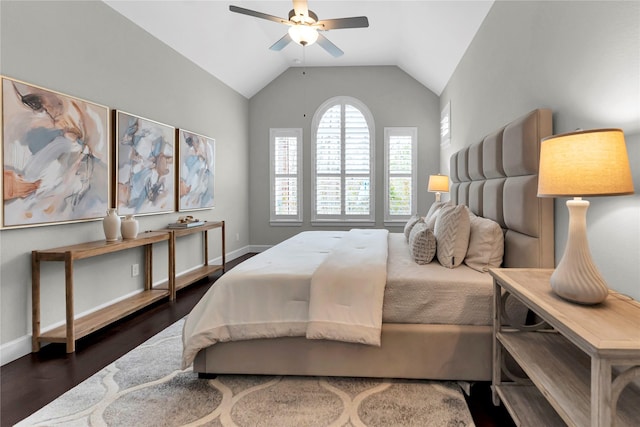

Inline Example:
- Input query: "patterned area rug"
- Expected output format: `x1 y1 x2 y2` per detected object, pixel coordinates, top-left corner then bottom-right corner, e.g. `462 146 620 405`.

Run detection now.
16 320 475 427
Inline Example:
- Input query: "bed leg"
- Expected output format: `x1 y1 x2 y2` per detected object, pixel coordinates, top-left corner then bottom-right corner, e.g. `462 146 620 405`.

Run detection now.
457 381 473 396
198 372 217 379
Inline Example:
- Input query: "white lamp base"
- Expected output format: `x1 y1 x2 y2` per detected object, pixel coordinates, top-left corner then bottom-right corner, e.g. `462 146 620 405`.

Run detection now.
434 192 441 202
550 198 609 305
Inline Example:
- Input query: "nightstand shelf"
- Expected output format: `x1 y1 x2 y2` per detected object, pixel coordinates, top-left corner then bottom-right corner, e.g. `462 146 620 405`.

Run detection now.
494 384 565 427
490 268 640 427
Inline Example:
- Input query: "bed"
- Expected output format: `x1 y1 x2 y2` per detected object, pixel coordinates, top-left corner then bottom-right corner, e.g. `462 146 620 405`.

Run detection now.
183 108 555 381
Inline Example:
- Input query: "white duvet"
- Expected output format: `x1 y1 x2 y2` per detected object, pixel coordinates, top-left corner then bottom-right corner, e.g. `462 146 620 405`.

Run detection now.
181 229 389 368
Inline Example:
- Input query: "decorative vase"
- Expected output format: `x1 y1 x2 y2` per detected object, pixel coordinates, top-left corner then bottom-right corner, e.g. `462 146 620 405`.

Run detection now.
103 208 121 241
121 214 139 239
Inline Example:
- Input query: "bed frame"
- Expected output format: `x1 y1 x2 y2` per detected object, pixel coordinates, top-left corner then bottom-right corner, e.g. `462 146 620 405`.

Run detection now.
194 109 555 381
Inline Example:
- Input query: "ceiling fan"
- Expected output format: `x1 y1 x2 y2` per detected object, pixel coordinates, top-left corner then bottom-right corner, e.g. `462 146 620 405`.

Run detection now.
229 0 369 57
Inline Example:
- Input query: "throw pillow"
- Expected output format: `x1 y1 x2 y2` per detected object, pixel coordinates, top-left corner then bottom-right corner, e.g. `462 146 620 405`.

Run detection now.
424 201 450 231
403 214 422 242
464 215 505 272
434 204 471 268
408 221 437 264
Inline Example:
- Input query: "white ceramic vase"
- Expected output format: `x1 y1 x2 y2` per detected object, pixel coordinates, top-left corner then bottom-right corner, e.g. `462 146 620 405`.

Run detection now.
121 214 139 239
103 208 121 241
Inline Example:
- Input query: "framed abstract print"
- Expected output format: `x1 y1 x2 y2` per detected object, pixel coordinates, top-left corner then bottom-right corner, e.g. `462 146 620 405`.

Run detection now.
115 111 175 216
1 76 110 228
177 129 215 211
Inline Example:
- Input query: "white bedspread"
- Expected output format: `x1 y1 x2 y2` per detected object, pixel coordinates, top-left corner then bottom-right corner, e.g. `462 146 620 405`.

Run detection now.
181 230 388 368
307 229 388 345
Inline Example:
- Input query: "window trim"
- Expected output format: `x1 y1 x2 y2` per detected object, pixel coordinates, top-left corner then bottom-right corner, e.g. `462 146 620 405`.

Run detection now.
269 128 303 226
384 127 418 225
311 96 375 226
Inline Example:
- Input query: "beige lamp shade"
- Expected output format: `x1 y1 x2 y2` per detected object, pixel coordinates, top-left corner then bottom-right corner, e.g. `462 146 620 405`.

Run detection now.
538 128 634 197
427 174 450 193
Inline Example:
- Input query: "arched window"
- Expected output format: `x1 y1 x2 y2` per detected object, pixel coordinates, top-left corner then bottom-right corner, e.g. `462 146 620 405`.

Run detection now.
311 96 375 224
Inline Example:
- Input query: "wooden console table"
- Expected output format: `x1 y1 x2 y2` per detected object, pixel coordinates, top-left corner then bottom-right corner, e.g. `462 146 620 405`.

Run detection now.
32 231 173 353
490 268 640 426
156 220 225 300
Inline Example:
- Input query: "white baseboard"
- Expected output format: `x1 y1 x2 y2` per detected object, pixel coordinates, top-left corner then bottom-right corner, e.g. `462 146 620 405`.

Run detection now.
248 244 271 253
1 247 255 367
1 335 32 367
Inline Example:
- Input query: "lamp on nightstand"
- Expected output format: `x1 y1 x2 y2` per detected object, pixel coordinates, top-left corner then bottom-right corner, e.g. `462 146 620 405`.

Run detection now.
428 174 449 202
537 128 634 305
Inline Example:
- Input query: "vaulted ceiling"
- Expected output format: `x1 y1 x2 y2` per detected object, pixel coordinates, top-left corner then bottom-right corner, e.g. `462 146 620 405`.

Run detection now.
104 1 494 98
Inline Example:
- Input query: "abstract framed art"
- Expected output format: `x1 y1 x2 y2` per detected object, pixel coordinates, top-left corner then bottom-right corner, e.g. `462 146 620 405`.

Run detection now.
177 129 215 211
115 111 175 216
1 76 111 228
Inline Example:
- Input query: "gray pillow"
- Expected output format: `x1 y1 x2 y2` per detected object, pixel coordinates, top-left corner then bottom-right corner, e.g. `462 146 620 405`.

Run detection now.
408 221 437 264
464 214 504 272
403 214 422 242
434 204 471 268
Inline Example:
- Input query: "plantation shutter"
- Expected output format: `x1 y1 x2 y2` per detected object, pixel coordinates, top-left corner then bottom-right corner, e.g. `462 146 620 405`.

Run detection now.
313 97 374 223
270 128 302 224
388 134 412 215
384 127 417 223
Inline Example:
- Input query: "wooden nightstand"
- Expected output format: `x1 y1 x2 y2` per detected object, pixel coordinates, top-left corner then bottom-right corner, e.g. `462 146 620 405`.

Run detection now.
490 268 640 427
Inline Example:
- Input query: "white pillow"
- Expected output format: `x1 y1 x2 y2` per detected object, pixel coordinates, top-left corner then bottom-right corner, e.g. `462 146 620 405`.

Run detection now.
464 215 504 272
434 204 471 268
403 214 422 241
408 221 437 264
424 201 450 231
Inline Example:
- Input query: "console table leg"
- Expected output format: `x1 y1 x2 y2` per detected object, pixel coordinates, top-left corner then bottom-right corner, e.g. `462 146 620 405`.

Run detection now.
64 253 75 353
168 235 175 301
221 221 226 272
144 244 152 292
31 252 41 352
203 230 209 266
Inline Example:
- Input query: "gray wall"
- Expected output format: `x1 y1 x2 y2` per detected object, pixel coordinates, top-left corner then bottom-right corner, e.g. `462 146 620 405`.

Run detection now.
248 66 441 246
0 1 250 364
441 0 640 299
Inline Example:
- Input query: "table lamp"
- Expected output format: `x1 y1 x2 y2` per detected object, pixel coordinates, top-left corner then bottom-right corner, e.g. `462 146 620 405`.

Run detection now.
537 128 634 304
428 174 449 202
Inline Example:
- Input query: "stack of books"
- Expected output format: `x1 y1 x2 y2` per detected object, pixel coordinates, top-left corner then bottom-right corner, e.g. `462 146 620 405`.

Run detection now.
167 220 205 229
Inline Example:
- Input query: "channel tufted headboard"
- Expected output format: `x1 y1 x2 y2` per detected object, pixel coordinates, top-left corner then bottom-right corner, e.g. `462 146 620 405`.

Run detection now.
449 109 555 269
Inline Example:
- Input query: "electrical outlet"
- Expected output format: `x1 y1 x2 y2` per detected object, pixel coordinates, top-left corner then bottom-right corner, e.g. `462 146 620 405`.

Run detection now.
131 264 139 277
236 233 240 242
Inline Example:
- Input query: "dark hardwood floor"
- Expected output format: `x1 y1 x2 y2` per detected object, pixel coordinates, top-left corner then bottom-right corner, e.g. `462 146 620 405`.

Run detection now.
1 253 515 427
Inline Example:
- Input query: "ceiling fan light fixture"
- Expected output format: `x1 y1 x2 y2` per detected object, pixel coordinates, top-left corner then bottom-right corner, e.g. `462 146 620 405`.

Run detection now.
288 24 319 46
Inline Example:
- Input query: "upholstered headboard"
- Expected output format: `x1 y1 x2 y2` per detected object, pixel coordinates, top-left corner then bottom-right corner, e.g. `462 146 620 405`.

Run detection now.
449 109 555 268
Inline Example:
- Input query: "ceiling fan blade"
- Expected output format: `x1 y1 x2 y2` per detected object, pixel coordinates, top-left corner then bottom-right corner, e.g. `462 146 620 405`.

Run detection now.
316 33 344 57
317 16 369 30
292 0 309 18
229 5 287 25
270 33 293 51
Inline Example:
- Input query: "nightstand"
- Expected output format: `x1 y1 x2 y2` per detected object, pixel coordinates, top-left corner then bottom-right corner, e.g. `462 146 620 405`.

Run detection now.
490 268 640 427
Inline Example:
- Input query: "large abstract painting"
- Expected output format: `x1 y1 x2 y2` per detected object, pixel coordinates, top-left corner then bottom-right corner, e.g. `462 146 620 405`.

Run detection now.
1 77 110 228
115 111 175 215
178 129 215 211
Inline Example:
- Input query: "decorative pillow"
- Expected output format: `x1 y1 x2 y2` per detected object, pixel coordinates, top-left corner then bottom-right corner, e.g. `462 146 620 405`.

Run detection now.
424 201 450 231
403 214 422 241
408 221 437 264
464 215 505 272
434 204 471 268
